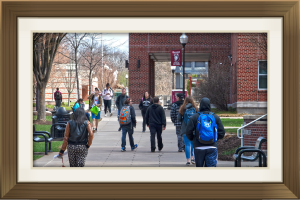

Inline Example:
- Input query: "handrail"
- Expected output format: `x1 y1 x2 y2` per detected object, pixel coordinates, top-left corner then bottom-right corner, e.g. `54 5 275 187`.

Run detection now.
237 114 267 147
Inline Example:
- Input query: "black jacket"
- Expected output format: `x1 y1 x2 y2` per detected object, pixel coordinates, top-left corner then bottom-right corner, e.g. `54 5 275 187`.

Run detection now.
67 120 89 145
145 104 166 128
139 97 152 114
115 94 129 111
120 104 136 130
186 98 225 148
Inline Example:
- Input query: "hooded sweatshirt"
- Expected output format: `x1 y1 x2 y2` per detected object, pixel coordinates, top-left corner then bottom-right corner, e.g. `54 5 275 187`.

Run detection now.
145 103 166 128
186 98 225 148
177 103 195 135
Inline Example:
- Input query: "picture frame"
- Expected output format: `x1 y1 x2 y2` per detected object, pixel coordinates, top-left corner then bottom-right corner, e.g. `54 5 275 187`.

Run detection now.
1 0 299 199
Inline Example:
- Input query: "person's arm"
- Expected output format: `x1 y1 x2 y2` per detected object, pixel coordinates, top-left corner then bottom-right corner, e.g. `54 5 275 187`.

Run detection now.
170 104 176 123
186 115 197 141
59 122 70 155
97 96 102 108
161 107 166 128
110 89 113 97
115 95 120 106
87 93 94 100
131 106 136 127
177 112 183 122
215 115 225 140
86 121 94 148
139 99 143 110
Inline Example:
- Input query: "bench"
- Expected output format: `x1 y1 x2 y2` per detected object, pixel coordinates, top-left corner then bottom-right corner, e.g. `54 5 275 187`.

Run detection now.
233 137 267 167
33 124 53 155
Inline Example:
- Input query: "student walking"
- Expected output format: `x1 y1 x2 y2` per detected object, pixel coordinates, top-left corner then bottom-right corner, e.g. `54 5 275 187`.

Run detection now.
170 93 184 152
59 108 94 167
115 88 129 131
186 97 225 167
138 92 152 132
145 97 166 152
73 98 90 121
102 83 113 117
177 96 198 165
119 98 138 152
87 88 102 132
54 87 62 108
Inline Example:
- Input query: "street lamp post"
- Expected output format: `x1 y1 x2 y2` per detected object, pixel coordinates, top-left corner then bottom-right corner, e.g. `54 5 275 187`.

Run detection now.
125 74 128 87
180 33 188 99
171 66 176 89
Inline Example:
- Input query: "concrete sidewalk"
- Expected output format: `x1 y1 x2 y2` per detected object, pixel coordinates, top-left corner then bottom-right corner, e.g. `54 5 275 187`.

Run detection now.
33 109 260 167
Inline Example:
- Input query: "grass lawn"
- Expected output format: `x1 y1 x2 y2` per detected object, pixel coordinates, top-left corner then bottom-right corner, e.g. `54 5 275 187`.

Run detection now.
33 155 43 161
33 115 52 121
34 124 51 133
33 141 63 152
221 118 244 127
225 128 238 134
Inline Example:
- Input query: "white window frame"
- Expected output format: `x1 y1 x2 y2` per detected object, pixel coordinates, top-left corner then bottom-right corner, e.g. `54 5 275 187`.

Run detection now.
258 60 267 90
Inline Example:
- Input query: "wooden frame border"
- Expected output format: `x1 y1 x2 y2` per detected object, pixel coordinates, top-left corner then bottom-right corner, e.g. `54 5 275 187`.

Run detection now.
1 1 299 199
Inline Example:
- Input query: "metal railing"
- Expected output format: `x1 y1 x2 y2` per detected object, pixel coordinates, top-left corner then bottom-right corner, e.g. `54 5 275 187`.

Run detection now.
237 114 267 147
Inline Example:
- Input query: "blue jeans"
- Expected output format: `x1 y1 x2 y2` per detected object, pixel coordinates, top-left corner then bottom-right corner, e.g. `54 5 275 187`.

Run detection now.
183 134 194 159
92 111 101 119
121 128 134 148
194 148 218 167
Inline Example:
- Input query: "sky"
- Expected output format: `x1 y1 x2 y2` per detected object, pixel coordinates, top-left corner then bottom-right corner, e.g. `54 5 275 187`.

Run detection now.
101 33 129 52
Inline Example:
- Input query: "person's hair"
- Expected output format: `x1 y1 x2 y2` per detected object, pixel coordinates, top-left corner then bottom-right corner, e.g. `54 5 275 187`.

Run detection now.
95 88 99 91
122 88 126 91
106 83 110 87
179 96 198 115
124 98 131 105
72 108 87 125
75 98 83 105
153 97 159 103
56 88 59 90
143 91 151 100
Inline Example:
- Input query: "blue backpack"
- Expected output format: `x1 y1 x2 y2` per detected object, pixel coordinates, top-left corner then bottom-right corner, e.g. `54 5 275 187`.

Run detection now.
196 112 218 144
184 107 197 124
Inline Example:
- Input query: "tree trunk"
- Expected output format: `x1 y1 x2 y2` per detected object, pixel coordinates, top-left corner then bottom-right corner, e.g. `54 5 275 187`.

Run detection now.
37 85 46 121
36 86 39 112
68 92 71 107
89 71 92 95
75 52 80 99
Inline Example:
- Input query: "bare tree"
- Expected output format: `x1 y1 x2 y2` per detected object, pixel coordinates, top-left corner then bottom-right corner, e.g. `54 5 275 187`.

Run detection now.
33 33 66 121
194 59 231 111
79 34 105 96
61 33 87 99
246 33 267 57
155 62 173 96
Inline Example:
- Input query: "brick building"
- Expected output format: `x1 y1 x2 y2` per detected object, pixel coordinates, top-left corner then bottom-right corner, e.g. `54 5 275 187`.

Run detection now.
128 33 267 114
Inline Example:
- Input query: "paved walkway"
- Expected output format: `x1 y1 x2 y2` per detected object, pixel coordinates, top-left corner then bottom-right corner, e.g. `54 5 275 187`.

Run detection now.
34 109 259 167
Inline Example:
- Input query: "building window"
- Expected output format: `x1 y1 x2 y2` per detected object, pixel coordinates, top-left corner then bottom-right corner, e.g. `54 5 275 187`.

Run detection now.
185 62 192 70
258 60 267 90
195 62 207 73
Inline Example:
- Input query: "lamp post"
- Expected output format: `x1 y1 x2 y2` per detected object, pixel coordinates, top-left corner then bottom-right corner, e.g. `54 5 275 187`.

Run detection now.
171 66 176 89
180 33 188 99
125 74 128 87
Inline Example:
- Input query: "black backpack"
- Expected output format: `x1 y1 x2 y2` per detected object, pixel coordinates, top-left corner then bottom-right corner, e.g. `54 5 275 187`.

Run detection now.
56 92 61 100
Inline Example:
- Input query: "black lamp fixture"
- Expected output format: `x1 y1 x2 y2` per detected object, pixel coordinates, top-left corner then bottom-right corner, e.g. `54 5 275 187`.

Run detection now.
125 60 129 68
180 33 188 99
137 60 140 68
228 54 232 62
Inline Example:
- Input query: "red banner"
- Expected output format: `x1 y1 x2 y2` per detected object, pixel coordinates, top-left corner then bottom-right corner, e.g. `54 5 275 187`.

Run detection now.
171 49 182 66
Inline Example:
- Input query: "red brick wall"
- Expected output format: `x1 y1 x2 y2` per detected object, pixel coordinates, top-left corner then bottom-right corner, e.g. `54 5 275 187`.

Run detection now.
243 119 267 150
234 33 267 102
129 33 232 103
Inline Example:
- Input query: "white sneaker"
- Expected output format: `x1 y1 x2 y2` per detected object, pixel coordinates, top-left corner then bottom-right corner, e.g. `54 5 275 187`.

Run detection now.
105 114 107 117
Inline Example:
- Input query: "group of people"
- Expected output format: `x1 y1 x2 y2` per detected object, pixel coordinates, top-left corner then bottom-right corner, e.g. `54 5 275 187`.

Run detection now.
57 86 225 168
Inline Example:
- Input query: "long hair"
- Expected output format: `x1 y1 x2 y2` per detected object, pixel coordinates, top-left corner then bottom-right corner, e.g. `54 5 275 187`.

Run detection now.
143 91 151 100
75 98 83 105
179 96 198 115
73 108 87 125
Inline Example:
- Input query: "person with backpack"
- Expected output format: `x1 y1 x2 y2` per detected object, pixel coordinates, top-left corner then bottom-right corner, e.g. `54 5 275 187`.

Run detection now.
54 88 62 108
145 97 166 152
87 88 102 132
177 96 198 165
102 83 114 117
170 93 184 152
186 97 225 167
138 91 152 132
119 98 138 152
115 88 129 131
58 108 94 167
73 98 90 121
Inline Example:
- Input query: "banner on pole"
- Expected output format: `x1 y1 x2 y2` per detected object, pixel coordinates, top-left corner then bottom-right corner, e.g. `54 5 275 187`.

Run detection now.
171 49 182 66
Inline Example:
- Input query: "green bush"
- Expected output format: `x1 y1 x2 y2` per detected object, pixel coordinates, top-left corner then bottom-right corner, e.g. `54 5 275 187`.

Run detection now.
33 103 36 107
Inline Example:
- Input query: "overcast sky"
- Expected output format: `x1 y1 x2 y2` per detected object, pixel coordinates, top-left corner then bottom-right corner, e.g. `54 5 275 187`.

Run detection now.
101 33 128 52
